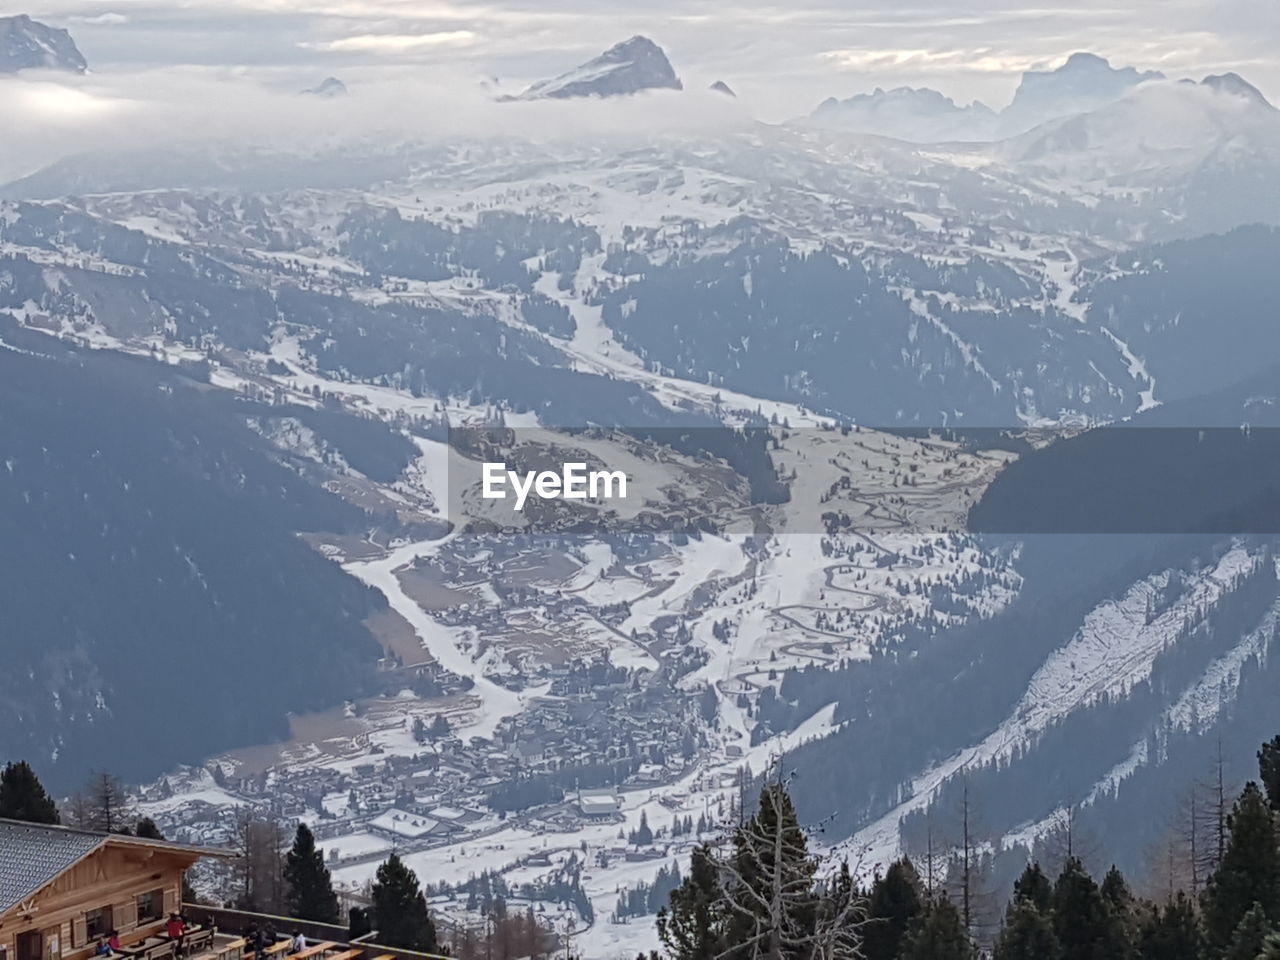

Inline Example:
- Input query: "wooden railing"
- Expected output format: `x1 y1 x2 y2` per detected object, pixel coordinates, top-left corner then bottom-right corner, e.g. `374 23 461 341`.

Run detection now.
180 907 454 960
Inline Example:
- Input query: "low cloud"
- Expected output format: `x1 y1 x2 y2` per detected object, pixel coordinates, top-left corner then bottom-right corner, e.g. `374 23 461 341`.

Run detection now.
819 47 1044 75
300 30 479 53
65 12 129 26
0 66 754 185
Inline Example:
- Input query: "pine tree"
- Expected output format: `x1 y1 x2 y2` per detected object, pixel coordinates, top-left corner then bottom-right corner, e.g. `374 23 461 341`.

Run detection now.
658 845 726 960
134 817 164 840
1012 863 1053 914
632 811 653 846
0 761 60 824
1260 735 1280 812
1052 858 1119 960
1136 893 1202 960
720 778 818 959
370 854 437 952
1222 903 1272 960
1101 865 1134 912
1101 865 1138 957
993 902 1060 960
1260 930 1280 960
862 858 922 960
1202 783 1280 952
428 714 451 740
284 823 340 924
898 897 975 960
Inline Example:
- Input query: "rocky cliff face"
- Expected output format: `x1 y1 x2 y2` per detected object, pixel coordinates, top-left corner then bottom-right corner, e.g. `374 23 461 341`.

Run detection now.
0 14 88 74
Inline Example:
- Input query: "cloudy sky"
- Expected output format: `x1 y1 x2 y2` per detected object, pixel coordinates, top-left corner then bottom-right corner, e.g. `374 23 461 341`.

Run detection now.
23 0 1280 118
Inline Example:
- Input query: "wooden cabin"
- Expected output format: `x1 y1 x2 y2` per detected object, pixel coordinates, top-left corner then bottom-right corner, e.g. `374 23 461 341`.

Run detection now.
0 819 233 960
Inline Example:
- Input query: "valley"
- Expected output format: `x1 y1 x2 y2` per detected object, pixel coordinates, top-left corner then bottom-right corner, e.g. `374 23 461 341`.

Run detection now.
3 24 1280 955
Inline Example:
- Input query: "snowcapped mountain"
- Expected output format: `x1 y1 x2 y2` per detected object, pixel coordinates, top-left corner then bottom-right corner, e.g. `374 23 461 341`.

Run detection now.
999 51 1163 133
0 13 87 74
514 35 683 99
998 76 1280 235
808 86 997 141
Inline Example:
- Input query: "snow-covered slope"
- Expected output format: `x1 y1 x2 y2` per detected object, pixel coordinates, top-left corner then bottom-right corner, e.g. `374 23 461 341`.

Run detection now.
1001 77 1280 188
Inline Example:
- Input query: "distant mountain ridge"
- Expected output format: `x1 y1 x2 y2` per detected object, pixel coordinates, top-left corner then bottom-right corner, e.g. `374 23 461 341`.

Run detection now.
808 51 1169 141
811 85 997 141
0 14 87 74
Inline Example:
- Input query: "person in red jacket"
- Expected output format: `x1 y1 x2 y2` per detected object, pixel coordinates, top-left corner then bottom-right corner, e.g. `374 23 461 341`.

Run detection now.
166 915 186 957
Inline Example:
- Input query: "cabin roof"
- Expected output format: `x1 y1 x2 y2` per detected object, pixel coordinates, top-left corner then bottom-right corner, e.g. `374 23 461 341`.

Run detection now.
0 820 104 913
0 818 234 915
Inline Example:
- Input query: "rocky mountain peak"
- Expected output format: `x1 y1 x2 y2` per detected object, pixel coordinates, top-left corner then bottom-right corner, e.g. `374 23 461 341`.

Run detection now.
517 35 682 100
1002 51 1163 129
0 14 88 74
1201 72 1275 109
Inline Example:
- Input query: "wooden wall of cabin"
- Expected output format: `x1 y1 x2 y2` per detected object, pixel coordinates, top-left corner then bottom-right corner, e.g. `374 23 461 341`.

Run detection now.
0 846 193 960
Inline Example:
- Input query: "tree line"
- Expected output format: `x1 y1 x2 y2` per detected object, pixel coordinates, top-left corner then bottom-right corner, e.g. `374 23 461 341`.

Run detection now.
646 731 1280 960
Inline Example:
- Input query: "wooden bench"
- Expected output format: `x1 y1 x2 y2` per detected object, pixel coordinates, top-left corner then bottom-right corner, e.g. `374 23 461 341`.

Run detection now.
288 943 336 960
325 949 364 960
247 941 293 960
127 938 175 960
367 954 396 960
184 929 215 955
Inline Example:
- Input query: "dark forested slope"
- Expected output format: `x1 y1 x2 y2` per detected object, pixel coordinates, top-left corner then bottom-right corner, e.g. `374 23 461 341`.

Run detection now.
0 323 392 789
